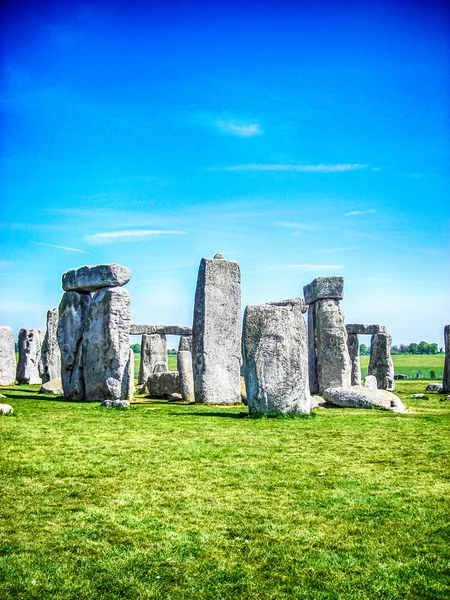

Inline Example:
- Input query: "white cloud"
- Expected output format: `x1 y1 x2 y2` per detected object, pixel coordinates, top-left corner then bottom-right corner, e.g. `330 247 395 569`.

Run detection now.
344 209 377 216
85 229 185 245
216 121 263 137
36 243 89 254
275 221 320 232
214 163 368 172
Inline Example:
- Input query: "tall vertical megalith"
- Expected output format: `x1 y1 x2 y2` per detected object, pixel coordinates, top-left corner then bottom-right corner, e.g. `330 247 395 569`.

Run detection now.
40 308 61 383
0 326 16 385
347 333 361 386
192 254 241 404
442 325 450 393
303 277 351 394
138 333 168 384
368 333 395 390
242 299 311 415
16 328 45 384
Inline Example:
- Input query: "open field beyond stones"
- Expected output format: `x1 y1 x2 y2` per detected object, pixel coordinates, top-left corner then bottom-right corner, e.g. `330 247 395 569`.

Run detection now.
1 382 449 599
359 354 444 379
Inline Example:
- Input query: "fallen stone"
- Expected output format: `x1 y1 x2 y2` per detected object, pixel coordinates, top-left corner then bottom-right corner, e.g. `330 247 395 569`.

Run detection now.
147 370 180 398
169 393 182 401
425 384 443 392
57 291 92 401
0 403 13 415
394 374 408 380
312 395 326 406
16 328 45 384
443 325 450 393
242 299 311 415
101 399 130 408
0 326 16 386
364 375 378 390
192 256 241 404
409 393 427 399
323 386 407 413
347 333 361 386
440 395 450 402
368 333 395 391
62 263 131 292
39 308 61 383
346 324 387 335
303 276 344 305
138 334 167 384
83 287 131 402
39 378 63 395
177 350 194 402
315 299 351 394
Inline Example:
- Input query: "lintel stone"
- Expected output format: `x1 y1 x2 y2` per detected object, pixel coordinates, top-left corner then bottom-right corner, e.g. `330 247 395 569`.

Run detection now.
130 324 192 336
62 264 131 292
303 277 344 305
346 324 387 335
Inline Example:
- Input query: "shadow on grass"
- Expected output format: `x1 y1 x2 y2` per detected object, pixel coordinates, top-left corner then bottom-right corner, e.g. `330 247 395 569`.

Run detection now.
170 411 249 419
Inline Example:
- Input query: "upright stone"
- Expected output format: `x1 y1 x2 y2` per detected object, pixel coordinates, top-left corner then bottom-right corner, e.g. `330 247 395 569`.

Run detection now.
178 350 194 401
138 334 168 384
368 333 395 391
0 326 16 385
307 303 318 394
126 348 135 401
39 308 61 383
57 291 92 400
242 299 311 415
16 328 45 384
178 335 192 352
347 333 361 386
192 254 241 404
82 287 131 402
315 299 351 393
444 325 450 393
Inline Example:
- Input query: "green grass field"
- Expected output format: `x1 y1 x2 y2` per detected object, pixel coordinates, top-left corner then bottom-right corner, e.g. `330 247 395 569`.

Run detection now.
360 354 445 379
1 379 449 599
133 353 177 379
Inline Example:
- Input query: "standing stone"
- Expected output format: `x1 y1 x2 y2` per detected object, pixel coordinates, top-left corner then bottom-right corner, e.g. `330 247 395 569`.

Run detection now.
443 325 450 393
82 287 131 402
178 350 194 401
0 326 16 386
126 348 135 401
178 335 192 352
315 299 351 394
307 303 319 394
57 291 92 400
347 333 361 386
16 328 45 384
368 333 395 391
147 370 180 398
138 334 168 384
242 299 311 415
39 308 61 383
192 255 241 404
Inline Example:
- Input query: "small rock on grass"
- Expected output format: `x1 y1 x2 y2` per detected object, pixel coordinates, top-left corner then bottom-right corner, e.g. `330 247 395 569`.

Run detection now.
0 403 14 415
408 393 428 399
101 400 130 408
440 395 450 402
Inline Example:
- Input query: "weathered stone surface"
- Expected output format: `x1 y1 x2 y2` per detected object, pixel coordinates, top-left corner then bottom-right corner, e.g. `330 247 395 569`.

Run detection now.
101 399 130 408
242 299 311 415
440 395 450 402
364 375 378 390
83 287 131 402
39 378 63 395
240 376 247 406
39 308 61 383
443 325 450 393
323 386 407 413
169 392 182 401
0 403 13 415
347 333 361 386
62 263 131 292
177 350 194 401
315 299 351 394
138 334 167 384
426 383 443 392
126 349 135 401
130 324 192 336
192 256 241 404
368 333 395 391
178 335 192 352
307 303 318 394
147 370 180 398
57 291 92 401
346 324 387 335
0 326 16 385
16 328 45 384
303 277 344 305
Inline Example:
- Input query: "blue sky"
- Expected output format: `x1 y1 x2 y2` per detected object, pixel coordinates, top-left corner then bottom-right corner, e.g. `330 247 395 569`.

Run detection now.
1 0 448 346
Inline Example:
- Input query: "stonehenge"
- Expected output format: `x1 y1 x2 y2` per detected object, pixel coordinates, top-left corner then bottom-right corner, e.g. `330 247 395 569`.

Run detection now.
443 325 450 393
16 328 45 384
0 326 16 385
138 333 168 385
57 264 133 404
131 324 192 336
192 254 241 404
304 277 351 395
242 298 311 415
368 333 395 391
39 308 61 383
347 333 361 386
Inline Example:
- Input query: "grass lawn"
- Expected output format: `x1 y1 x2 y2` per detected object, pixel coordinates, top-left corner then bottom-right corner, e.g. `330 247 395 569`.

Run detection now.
133 353 177 379
1 380 449 599
360 354 444 379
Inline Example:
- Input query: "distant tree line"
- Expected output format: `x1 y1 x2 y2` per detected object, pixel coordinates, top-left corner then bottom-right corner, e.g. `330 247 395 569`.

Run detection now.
130 344 177 354
360 341 442 356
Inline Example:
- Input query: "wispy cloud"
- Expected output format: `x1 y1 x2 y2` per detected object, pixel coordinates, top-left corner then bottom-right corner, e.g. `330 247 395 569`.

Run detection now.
275 221 320 231
85 229 185 245
344 209 377 216
316 246 360 254
265 264 343 272
213 163 368 172
216 120 263 137
36 243 89 254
